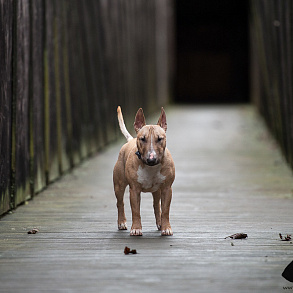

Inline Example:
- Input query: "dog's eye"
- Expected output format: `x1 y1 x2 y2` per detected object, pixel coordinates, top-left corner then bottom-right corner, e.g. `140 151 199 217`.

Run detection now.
140 137 146 142
157 136 163 142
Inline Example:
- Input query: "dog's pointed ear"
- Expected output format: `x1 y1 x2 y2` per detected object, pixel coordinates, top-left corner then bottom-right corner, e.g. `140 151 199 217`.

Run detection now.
157 107 167 132
134 108 146 133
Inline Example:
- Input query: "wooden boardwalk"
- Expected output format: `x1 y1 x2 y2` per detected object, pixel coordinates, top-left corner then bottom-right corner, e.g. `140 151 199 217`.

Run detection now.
1 105 293 293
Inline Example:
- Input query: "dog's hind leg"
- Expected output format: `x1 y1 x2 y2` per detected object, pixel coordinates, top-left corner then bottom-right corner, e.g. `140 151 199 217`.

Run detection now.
114 183 127 230
152 190 161 231
113 163 127 230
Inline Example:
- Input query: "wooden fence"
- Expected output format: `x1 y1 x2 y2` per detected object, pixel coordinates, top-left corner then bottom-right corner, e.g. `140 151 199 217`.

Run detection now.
0 0 174 215
250 0 293 171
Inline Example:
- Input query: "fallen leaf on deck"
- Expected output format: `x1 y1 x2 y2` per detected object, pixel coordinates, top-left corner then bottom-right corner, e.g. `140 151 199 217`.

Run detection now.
225 233 247 239
279 233 291 241
124 246 137 255
27 228 39 234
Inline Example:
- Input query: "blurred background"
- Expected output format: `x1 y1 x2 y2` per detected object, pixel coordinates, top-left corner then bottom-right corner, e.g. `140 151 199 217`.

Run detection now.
175 0 249 104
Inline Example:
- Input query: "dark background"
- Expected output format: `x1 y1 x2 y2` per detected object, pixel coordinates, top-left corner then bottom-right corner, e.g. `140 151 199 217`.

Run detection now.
175 0 249 103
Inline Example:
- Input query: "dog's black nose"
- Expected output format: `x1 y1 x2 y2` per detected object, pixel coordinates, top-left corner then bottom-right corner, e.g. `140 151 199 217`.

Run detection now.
147 158 157 166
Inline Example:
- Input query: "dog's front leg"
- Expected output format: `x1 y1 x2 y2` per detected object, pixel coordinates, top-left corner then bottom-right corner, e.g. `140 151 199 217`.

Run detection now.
161 186 173 236
129 186 143 236
152 190 161 230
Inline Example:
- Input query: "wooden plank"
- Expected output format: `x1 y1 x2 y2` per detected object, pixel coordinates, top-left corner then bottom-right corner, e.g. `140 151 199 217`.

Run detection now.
30 0 46 194
0 0 13 214
12 0 31 207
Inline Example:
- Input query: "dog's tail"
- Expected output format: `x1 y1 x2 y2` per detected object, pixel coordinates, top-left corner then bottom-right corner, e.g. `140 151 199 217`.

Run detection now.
117 106 133 142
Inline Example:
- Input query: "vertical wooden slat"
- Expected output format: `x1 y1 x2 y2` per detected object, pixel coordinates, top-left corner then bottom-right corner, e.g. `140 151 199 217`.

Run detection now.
0 0 13 213
120 1 131 115
61 0 73 168
279 0 293 165
116 0 127 113
66 0 82 165
99 0 116 144
284 0 293 166
67 0 89 161
132 1 140 112
78 0 100 153
128 0 136 116
55 0 71 173
128 1 139 115
75 0 93 157
156 0 172 106
12 0 31 206
109 0 120 139
44 0 59 183
30 0 46 194
92 0 108 147
80 0 104 151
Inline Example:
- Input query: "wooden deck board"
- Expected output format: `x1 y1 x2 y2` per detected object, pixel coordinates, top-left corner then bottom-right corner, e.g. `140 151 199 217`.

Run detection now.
0 105 293 293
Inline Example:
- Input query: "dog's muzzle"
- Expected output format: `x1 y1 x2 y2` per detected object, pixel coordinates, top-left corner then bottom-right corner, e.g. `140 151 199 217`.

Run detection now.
146 157 157 166
136 150 159 166
145 152 159 166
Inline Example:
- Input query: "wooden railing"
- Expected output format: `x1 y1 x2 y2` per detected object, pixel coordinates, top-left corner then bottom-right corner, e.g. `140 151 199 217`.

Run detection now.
0 0 174 215
250 0 293 171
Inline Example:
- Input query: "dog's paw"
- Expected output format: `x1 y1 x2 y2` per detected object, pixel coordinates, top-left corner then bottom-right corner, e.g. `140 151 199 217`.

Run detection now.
118 222 127 230
157 224 161 231
130 229 143 236
161 228 173 236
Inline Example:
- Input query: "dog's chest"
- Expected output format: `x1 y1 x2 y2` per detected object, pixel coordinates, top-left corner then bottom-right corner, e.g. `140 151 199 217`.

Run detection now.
137 164 166 192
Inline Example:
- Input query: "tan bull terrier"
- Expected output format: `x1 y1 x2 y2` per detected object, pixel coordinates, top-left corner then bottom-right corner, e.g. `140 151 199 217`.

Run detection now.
113 106 175 236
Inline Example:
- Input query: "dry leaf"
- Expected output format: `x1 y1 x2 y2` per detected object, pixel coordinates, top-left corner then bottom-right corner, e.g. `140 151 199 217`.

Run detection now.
225 233 247 240
279 233 291 241
27 228 39 234
124 246 137 255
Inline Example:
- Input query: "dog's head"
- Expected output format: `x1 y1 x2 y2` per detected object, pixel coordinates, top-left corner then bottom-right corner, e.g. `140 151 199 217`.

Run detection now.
134 108 167 166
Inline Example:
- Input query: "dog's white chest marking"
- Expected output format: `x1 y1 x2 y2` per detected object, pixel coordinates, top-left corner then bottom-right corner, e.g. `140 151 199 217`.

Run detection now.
137 164 166 192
